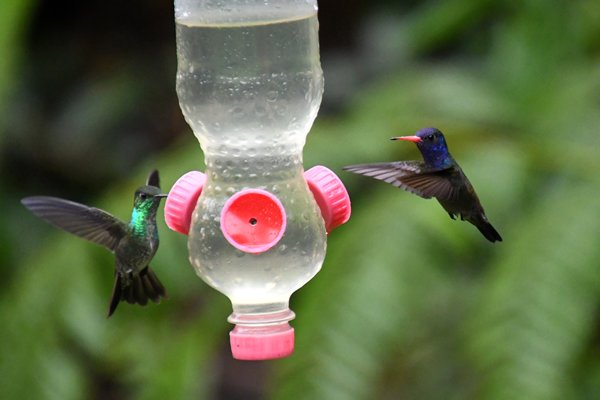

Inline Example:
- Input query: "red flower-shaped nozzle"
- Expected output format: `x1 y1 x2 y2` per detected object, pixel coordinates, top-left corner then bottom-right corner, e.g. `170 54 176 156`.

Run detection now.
220 189 287 254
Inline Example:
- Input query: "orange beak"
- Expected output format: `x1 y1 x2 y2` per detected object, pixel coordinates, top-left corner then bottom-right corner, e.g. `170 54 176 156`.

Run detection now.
391 135 422 143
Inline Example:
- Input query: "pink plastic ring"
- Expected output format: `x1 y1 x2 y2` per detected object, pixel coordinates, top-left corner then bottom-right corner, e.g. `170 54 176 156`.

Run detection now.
164 171 206 235
230 324 295 360
304 165 351 233
220 189 286 254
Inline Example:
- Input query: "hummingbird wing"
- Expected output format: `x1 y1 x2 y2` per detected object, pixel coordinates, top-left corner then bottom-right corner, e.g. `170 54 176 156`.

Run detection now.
398 168 460 201
146 169 160 189
343 161 459 201
21 196 128 251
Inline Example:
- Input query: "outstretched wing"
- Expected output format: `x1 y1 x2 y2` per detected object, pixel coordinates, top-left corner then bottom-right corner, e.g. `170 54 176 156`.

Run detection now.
146 170 160 189
21 196 128 251
343 161 459 201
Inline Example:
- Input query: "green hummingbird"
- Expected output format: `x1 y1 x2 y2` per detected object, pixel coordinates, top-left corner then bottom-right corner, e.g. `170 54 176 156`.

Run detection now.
21 170 169 316
344 127 502 242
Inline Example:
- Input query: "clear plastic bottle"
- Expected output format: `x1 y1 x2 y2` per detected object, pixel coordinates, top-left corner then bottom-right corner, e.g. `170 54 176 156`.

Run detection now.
174 0 326 359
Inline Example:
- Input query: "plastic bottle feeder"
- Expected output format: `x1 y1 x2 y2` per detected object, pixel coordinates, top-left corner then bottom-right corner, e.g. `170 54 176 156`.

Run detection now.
164 0 350 360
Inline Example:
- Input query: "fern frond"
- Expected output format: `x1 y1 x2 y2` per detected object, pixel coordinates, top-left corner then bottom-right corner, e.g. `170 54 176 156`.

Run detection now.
466 180 600 400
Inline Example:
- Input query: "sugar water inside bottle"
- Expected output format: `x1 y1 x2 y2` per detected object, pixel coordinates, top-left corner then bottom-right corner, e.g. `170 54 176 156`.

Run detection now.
175 12 326 317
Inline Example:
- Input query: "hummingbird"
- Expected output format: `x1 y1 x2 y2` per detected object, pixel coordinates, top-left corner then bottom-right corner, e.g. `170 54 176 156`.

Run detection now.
344 127 502 242
21 170 169 316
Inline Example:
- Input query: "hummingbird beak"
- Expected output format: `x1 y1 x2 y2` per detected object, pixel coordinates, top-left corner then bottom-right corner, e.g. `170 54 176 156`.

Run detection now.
391 135 422 143
155 194 169 199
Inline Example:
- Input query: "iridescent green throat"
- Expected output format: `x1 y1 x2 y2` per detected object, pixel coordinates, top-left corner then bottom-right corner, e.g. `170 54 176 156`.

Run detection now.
129 201 154 237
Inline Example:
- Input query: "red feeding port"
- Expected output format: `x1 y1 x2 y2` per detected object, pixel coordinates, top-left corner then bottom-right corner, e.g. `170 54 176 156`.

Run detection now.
220 189 286 254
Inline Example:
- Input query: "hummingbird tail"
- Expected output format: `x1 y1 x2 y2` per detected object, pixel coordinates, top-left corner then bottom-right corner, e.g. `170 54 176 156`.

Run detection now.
469 215 502 243
107 267 167 317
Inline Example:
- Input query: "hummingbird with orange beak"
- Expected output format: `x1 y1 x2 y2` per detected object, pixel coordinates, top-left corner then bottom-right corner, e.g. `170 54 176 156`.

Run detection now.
344 127 502 242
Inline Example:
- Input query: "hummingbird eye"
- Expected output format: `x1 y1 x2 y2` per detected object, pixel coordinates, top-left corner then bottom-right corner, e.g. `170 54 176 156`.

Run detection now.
426 134 434 141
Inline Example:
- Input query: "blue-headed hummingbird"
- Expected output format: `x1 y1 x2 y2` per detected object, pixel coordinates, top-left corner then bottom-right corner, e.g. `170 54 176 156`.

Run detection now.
344 128 502 242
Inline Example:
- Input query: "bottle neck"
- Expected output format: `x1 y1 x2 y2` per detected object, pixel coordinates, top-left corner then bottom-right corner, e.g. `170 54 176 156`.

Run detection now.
228 306 295 326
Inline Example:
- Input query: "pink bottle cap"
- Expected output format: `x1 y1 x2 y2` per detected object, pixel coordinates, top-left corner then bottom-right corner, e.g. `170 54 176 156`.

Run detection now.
220 189 286 254
230 324 295 360
304 165 351 233
164 171 206 235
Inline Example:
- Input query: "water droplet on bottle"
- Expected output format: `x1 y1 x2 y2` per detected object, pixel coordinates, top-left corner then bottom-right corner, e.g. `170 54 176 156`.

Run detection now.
230 106 245 118
235 250 245 258
255 105 267 117
266 90 278 102
265 281 277 290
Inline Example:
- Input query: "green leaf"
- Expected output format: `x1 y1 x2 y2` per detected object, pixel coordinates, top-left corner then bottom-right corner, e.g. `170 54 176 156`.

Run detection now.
467 179 600 400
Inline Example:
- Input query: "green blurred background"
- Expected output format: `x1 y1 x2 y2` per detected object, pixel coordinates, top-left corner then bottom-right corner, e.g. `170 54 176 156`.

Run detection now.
1 0 600 399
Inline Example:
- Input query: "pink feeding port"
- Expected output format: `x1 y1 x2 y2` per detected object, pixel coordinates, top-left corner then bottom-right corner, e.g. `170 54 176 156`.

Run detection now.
304 165 351 233
220 189 286 254
164 171 206 235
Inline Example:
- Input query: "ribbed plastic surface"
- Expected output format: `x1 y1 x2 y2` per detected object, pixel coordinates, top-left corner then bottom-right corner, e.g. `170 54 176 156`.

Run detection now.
304 165 351 233
230 324 294 360
164 171 206 235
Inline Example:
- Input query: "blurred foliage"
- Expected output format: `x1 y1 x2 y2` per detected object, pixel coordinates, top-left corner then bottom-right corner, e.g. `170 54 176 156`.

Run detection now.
1 0 600 399
0 0 35 124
